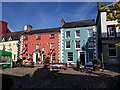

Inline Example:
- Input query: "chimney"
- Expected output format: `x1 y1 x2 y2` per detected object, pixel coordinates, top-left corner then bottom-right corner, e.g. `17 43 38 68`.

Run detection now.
97 0 101 11
24 25 32 32
61 18 65 27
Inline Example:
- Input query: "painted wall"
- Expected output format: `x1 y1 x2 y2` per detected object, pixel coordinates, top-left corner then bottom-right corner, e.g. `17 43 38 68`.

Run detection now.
98 11 120 64
101 12 120 38
0 21 11 35
21 32 60 63
61 26 97 65
0 41 18 61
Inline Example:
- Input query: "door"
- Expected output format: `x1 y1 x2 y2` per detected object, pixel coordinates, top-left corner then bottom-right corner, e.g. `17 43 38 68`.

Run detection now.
78 51 86 65
33 52 40 63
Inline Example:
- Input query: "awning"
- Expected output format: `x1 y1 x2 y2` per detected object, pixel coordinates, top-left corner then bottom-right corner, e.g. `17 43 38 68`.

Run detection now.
0 50 12 56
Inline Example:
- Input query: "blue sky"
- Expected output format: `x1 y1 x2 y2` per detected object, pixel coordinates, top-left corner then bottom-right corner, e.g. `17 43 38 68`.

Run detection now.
2 2 111 32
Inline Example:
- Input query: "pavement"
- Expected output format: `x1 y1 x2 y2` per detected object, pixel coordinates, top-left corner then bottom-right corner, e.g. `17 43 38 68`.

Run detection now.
1 64 120 89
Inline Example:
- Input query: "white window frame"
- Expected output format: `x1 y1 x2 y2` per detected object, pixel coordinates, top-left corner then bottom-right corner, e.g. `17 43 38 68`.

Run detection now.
65 41 70 49
50 43 54 49
75 30 80 38
42 54 46 60
36 44 40 49
107 25 116 38
8 37 12 41
50 34 55 39
67 52 73 62
2 38 5 41
75 40 80 49
88 52 94 62
88 29 93 37
108 44 117 57
118 27 120 37
52 54 56 61
88 41 94 49
65 31 70 39
36 36 41 40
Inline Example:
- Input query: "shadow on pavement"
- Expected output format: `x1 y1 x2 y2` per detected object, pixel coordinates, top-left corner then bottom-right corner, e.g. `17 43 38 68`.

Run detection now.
1 67 120 89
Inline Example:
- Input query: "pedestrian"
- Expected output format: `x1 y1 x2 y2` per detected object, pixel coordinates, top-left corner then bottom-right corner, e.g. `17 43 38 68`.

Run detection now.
77 58 80 71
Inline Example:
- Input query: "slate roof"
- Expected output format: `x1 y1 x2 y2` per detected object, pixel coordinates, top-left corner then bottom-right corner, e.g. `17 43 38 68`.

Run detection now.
0 27 60 42
62 19 96 28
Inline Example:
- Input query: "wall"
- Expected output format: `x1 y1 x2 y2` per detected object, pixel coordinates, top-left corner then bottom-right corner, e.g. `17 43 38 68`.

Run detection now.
100 12 120 64
0 41 18 61
61 26 97 65
20 32 60 63
0 21 11 35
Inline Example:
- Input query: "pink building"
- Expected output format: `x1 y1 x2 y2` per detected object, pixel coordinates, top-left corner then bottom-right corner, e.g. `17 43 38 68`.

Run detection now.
20 26 61 63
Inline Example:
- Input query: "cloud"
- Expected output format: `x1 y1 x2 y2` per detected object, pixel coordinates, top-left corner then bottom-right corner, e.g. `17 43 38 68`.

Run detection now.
73 2 97 20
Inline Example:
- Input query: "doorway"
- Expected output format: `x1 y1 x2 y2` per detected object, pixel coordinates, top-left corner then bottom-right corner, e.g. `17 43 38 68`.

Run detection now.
78 51 86 65
33 52 40 63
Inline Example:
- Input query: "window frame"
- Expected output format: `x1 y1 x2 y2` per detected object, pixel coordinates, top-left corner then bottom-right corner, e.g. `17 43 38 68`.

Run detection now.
75 40 80 49
75 30 80 38
107 25 116 38
24 36 28 40
88 41 94 49
68 52 73 61
108 44 117 57
43 54 46 60
88 52 94 62
88 29 93 37
65 31 70 39
36 36 41 40
50 43 55 49
52 54 56 61
50 34 55 39
65 41 70 49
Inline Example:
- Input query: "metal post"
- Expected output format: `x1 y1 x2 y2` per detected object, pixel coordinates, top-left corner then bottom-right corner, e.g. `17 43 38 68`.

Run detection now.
101 53 104 72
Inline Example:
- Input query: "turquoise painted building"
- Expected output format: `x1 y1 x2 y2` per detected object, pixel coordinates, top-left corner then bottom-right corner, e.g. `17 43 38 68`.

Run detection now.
60 19 98 65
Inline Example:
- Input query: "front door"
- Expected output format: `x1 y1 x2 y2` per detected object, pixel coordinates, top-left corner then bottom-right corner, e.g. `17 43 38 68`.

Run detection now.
78 51 86 65
33 52 40 63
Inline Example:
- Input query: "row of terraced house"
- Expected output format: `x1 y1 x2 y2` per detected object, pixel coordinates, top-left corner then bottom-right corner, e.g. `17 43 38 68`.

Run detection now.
0 1 120 65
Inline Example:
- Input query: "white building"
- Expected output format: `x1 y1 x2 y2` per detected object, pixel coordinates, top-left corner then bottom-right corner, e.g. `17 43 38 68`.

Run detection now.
96 1 120 64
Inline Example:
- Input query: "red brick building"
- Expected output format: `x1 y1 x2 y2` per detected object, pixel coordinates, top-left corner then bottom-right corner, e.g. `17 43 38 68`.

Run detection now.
20 26 61 63
0 21 11 35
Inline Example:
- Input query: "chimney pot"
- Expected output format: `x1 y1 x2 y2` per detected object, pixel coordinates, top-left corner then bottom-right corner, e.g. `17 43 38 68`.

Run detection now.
24 25 32 32
61 18 65 27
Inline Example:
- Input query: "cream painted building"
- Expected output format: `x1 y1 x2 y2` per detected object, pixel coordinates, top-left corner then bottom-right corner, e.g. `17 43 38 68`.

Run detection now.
0 41 19 61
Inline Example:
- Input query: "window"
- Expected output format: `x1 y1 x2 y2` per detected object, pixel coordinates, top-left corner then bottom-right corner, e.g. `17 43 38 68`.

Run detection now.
8 37 12 41
66 31 70 39
50 43 54 49
36 36 41 40
107 25 116 37
28 54 32 59
75 40 80 48
68 52 73 61
14 54 16 60
2 38 5 42
36 44 40 49
50 34 55 39
108 44 117 57
88 41 94 49
89 52 94 61
118 28 120 37
66 41 70 48
24 36 28 40
75 30 80 38
52 54 56 61
88 29 93 37
43 54 46 60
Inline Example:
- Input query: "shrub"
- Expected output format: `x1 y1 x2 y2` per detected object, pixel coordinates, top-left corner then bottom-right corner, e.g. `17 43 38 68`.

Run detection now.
22 57 26 60
43 57 50 63
16 58 22 63
92 59 101 65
